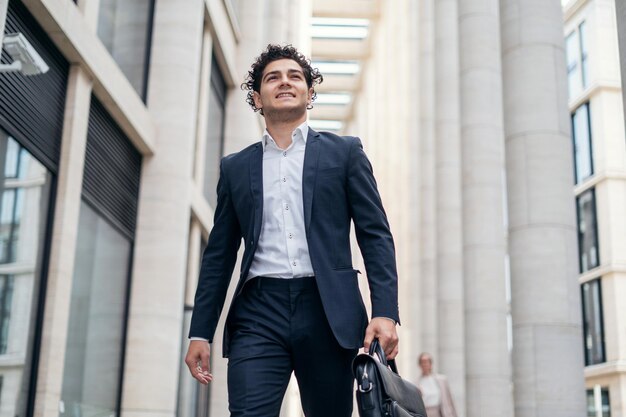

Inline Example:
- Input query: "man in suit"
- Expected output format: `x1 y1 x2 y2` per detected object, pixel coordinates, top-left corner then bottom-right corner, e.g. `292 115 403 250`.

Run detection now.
184 44 400 417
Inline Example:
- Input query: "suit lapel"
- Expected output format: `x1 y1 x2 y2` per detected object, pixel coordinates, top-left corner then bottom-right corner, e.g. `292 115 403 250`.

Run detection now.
249 143 263 241
303 129 321 234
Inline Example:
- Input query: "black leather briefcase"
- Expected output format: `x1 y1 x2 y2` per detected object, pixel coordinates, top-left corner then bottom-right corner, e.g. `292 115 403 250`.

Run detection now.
352 339 427 417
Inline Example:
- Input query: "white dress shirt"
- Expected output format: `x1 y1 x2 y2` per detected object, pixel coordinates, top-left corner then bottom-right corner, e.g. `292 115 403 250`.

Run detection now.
248 121 314 279
418 375 441 408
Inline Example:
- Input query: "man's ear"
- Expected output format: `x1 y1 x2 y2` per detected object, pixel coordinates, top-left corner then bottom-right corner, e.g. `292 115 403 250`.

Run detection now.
307 87 314 105
253 91 262 110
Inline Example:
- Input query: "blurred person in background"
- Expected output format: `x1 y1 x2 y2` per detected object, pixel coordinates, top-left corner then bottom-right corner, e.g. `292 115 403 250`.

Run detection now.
417 352 458 417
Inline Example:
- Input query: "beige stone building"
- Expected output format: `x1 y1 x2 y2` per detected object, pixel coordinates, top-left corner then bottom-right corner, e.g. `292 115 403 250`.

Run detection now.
2 0 623 416
563 0 626 416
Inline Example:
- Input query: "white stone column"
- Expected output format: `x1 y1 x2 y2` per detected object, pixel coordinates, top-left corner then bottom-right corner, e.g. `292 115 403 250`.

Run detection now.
223 0 265 157
434 0 466 414
0 0 8 46
120 1 204 417
34 66 93 417
418 0 438 359
499 1 587 416
264 0 289 44
458 0 513 416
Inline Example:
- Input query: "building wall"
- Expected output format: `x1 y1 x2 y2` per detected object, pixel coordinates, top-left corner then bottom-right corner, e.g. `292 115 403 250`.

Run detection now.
565 0 626 416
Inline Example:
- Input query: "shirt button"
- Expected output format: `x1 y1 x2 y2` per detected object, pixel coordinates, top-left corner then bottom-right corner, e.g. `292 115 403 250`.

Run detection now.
285 204 289 210
288 233 293 239
292 261 297 266
283 151 287 157
283 177 287 182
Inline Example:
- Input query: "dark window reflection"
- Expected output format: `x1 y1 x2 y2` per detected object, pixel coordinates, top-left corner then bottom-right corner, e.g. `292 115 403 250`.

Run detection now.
60 201 132 417
572 103 593 184
97 0 155 100
177 237 210 417
586 387 610 416
581 279 606 366
0 129 52 417
203 56 227 207
577 188 600 273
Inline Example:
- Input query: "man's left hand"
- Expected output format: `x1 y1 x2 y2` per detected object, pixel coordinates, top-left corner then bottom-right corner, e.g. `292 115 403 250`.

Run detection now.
363 317 399 360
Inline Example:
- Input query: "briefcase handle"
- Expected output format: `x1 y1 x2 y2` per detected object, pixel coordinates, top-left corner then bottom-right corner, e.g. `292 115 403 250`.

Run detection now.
369 338 399 375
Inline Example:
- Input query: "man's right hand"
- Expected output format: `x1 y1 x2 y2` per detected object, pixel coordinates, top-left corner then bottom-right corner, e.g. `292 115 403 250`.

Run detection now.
185 340 213 385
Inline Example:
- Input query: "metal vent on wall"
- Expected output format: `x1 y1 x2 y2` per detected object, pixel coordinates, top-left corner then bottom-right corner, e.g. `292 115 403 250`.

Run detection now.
0 0 69 173
83 96 142 240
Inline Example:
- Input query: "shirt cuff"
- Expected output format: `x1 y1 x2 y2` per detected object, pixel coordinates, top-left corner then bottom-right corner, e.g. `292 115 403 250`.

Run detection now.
374 317 397 325
189 337 209 342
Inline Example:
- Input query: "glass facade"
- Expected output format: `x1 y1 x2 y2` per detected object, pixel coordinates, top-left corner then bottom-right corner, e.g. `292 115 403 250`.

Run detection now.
577 188 600 273
579 21 589 89
0 130 53 417
581 279 605 366
97 0 155 100
203 56 227 208
178 237 210 417
572 103 593 184
566 29 581 97
60 201 132 417
566 20 589 98
587 387 610 416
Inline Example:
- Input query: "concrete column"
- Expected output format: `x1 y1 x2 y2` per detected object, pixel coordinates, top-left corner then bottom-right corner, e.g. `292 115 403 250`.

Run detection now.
458 0 513 416
34 66 93 417
500 1 587 416
120 1 204 417
223 0 265 157
0 0 8 46
264 0 289 44
418 0 438 359
615 0 626 138
434 0 466 414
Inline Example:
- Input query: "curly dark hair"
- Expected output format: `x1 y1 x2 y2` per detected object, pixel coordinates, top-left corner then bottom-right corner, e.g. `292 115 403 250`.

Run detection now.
241 44 323 114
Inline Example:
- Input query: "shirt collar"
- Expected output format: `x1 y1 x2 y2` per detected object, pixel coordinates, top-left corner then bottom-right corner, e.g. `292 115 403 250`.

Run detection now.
262 121 309 152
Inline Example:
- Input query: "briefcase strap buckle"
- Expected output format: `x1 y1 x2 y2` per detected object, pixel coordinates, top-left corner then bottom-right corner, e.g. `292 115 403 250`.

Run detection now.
358 369 373 393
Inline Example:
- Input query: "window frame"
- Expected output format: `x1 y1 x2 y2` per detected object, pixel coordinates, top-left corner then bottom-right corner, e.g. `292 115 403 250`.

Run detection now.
581 278 606 366
576 187 600 273
571 102 594 185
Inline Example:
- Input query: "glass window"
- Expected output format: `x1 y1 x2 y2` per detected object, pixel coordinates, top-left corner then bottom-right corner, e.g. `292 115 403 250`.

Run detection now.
572 103 593 184
97 0 155 100
60 201 132 417
203 56 227 207
577 188 600 273
177 237 210 417
587 387 610 416
0 130 53 417
579 21 589 88
581 279 605 366
566 30 581 97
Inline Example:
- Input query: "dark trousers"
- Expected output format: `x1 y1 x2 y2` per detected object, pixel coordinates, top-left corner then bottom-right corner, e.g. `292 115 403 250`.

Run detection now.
227 276 357 417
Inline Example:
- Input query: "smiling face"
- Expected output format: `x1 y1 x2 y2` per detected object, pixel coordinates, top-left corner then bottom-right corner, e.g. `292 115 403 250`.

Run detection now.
253 58 313 122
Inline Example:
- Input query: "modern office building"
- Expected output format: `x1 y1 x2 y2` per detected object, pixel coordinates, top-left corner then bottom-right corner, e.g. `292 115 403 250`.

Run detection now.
2 0 621 416
564 0 626 416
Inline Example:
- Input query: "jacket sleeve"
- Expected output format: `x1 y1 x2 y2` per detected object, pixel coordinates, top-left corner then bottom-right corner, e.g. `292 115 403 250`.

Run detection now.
346 137 400 324
188 158 242 341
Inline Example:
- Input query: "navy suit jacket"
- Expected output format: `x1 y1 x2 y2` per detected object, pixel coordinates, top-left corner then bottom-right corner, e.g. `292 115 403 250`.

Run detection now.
189 129 399 357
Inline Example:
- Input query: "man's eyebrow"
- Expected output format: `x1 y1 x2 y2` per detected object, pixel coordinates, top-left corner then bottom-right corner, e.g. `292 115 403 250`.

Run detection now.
263 68 304 80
